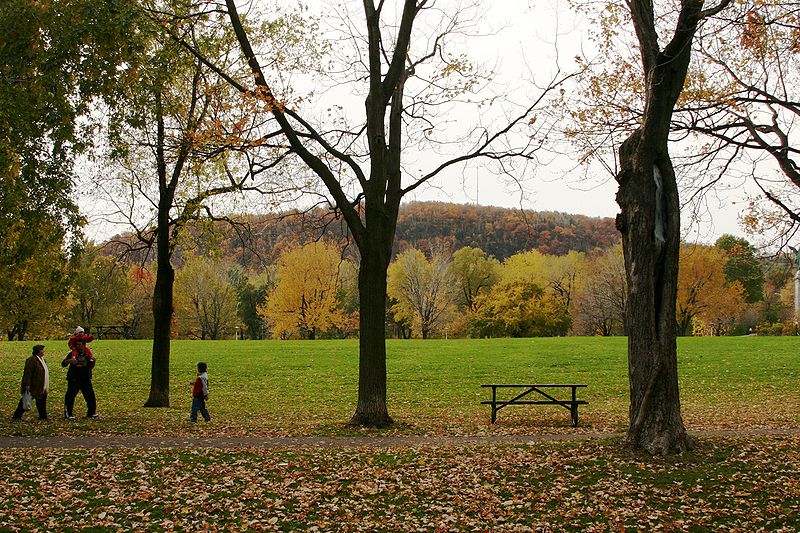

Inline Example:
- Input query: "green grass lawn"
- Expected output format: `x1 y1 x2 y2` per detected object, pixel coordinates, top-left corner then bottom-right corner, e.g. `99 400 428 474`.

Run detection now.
0 337 798 530
0 336 798 436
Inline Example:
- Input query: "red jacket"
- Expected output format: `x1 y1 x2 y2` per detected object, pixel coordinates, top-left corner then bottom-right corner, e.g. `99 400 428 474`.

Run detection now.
192 373 208 397
68 332 94 349
68 333 95 360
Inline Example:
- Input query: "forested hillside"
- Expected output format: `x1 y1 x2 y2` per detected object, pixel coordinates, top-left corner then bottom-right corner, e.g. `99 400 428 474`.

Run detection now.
394 202 619 259
107 202 618 267
181 202 619 267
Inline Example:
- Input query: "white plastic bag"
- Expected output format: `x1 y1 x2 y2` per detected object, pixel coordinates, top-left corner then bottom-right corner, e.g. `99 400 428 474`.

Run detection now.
21 391 32 411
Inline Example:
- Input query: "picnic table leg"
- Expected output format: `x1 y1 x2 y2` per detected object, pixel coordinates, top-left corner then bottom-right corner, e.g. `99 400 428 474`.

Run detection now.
491 386 497 424
571 387 578 427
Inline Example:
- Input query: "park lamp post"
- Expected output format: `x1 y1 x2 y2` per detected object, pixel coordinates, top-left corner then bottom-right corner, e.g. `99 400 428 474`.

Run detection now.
792 247 800 336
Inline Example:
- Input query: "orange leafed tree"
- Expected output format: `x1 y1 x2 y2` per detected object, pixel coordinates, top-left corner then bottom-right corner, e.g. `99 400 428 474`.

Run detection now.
698 280 746 336
677 244 745 336
101 4 311 407
687 3 800 246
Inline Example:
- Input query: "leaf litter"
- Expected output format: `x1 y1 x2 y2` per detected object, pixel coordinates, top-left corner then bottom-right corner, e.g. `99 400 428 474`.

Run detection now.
0 435 796 531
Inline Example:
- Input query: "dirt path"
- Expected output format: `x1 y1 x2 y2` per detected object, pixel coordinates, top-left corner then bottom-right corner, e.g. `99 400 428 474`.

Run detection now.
1 428 798 450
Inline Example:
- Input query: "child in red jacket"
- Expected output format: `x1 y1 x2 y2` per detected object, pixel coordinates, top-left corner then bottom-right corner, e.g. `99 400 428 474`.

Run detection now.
190 362 211 423
68 327 95 363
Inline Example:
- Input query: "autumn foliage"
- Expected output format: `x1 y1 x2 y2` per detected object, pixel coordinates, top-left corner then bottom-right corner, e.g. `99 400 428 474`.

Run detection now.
258 241 354 340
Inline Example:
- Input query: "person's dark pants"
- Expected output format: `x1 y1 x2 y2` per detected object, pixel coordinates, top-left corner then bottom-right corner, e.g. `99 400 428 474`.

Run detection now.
64 378 96 417
190 395 211 422
12 393 47 420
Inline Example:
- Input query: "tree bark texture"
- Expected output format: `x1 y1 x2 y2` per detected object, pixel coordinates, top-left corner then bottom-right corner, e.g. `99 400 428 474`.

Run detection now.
617 0 729 454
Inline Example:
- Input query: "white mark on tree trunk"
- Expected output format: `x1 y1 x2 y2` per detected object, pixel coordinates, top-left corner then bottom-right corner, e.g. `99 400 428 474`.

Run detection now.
653 165 665 247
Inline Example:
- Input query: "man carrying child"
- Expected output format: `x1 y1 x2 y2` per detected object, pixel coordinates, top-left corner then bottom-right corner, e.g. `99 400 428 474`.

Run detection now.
62 339 98 419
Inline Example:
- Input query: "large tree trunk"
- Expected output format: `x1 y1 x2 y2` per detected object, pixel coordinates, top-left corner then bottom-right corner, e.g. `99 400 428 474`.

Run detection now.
616 0 731 454
617 132 690 455
145 249 173 406
349 243 393 427
144 201 173 407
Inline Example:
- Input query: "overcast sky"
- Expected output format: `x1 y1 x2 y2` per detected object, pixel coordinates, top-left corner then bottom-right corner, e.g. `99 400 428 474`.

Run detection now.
80 0 754 245
396 0 753 244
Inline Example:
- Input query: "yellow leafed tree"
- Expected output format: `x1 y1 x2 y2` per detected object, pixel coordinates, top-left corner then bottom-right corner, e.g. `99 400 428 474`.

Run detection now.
501 249 587 315
387 248 458 339
258 242 348 340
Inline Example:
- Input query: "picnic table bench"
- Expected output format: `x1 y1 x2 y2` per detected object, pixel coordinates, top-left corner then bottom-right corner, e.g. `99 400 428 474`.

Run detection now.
481 384 588 427
93 325 131 340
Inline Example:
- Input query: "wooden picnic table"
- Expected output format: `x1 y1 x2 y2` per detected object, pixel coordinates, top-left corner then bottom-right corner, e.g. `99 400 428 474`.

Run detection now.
92 325 131 340
481 383 588 427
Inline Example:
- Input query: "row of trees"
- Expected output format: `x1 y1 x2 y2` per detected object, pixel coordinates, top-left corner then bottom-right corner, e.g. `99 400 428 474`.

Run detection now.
257 236 792 340
11 233 789 344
